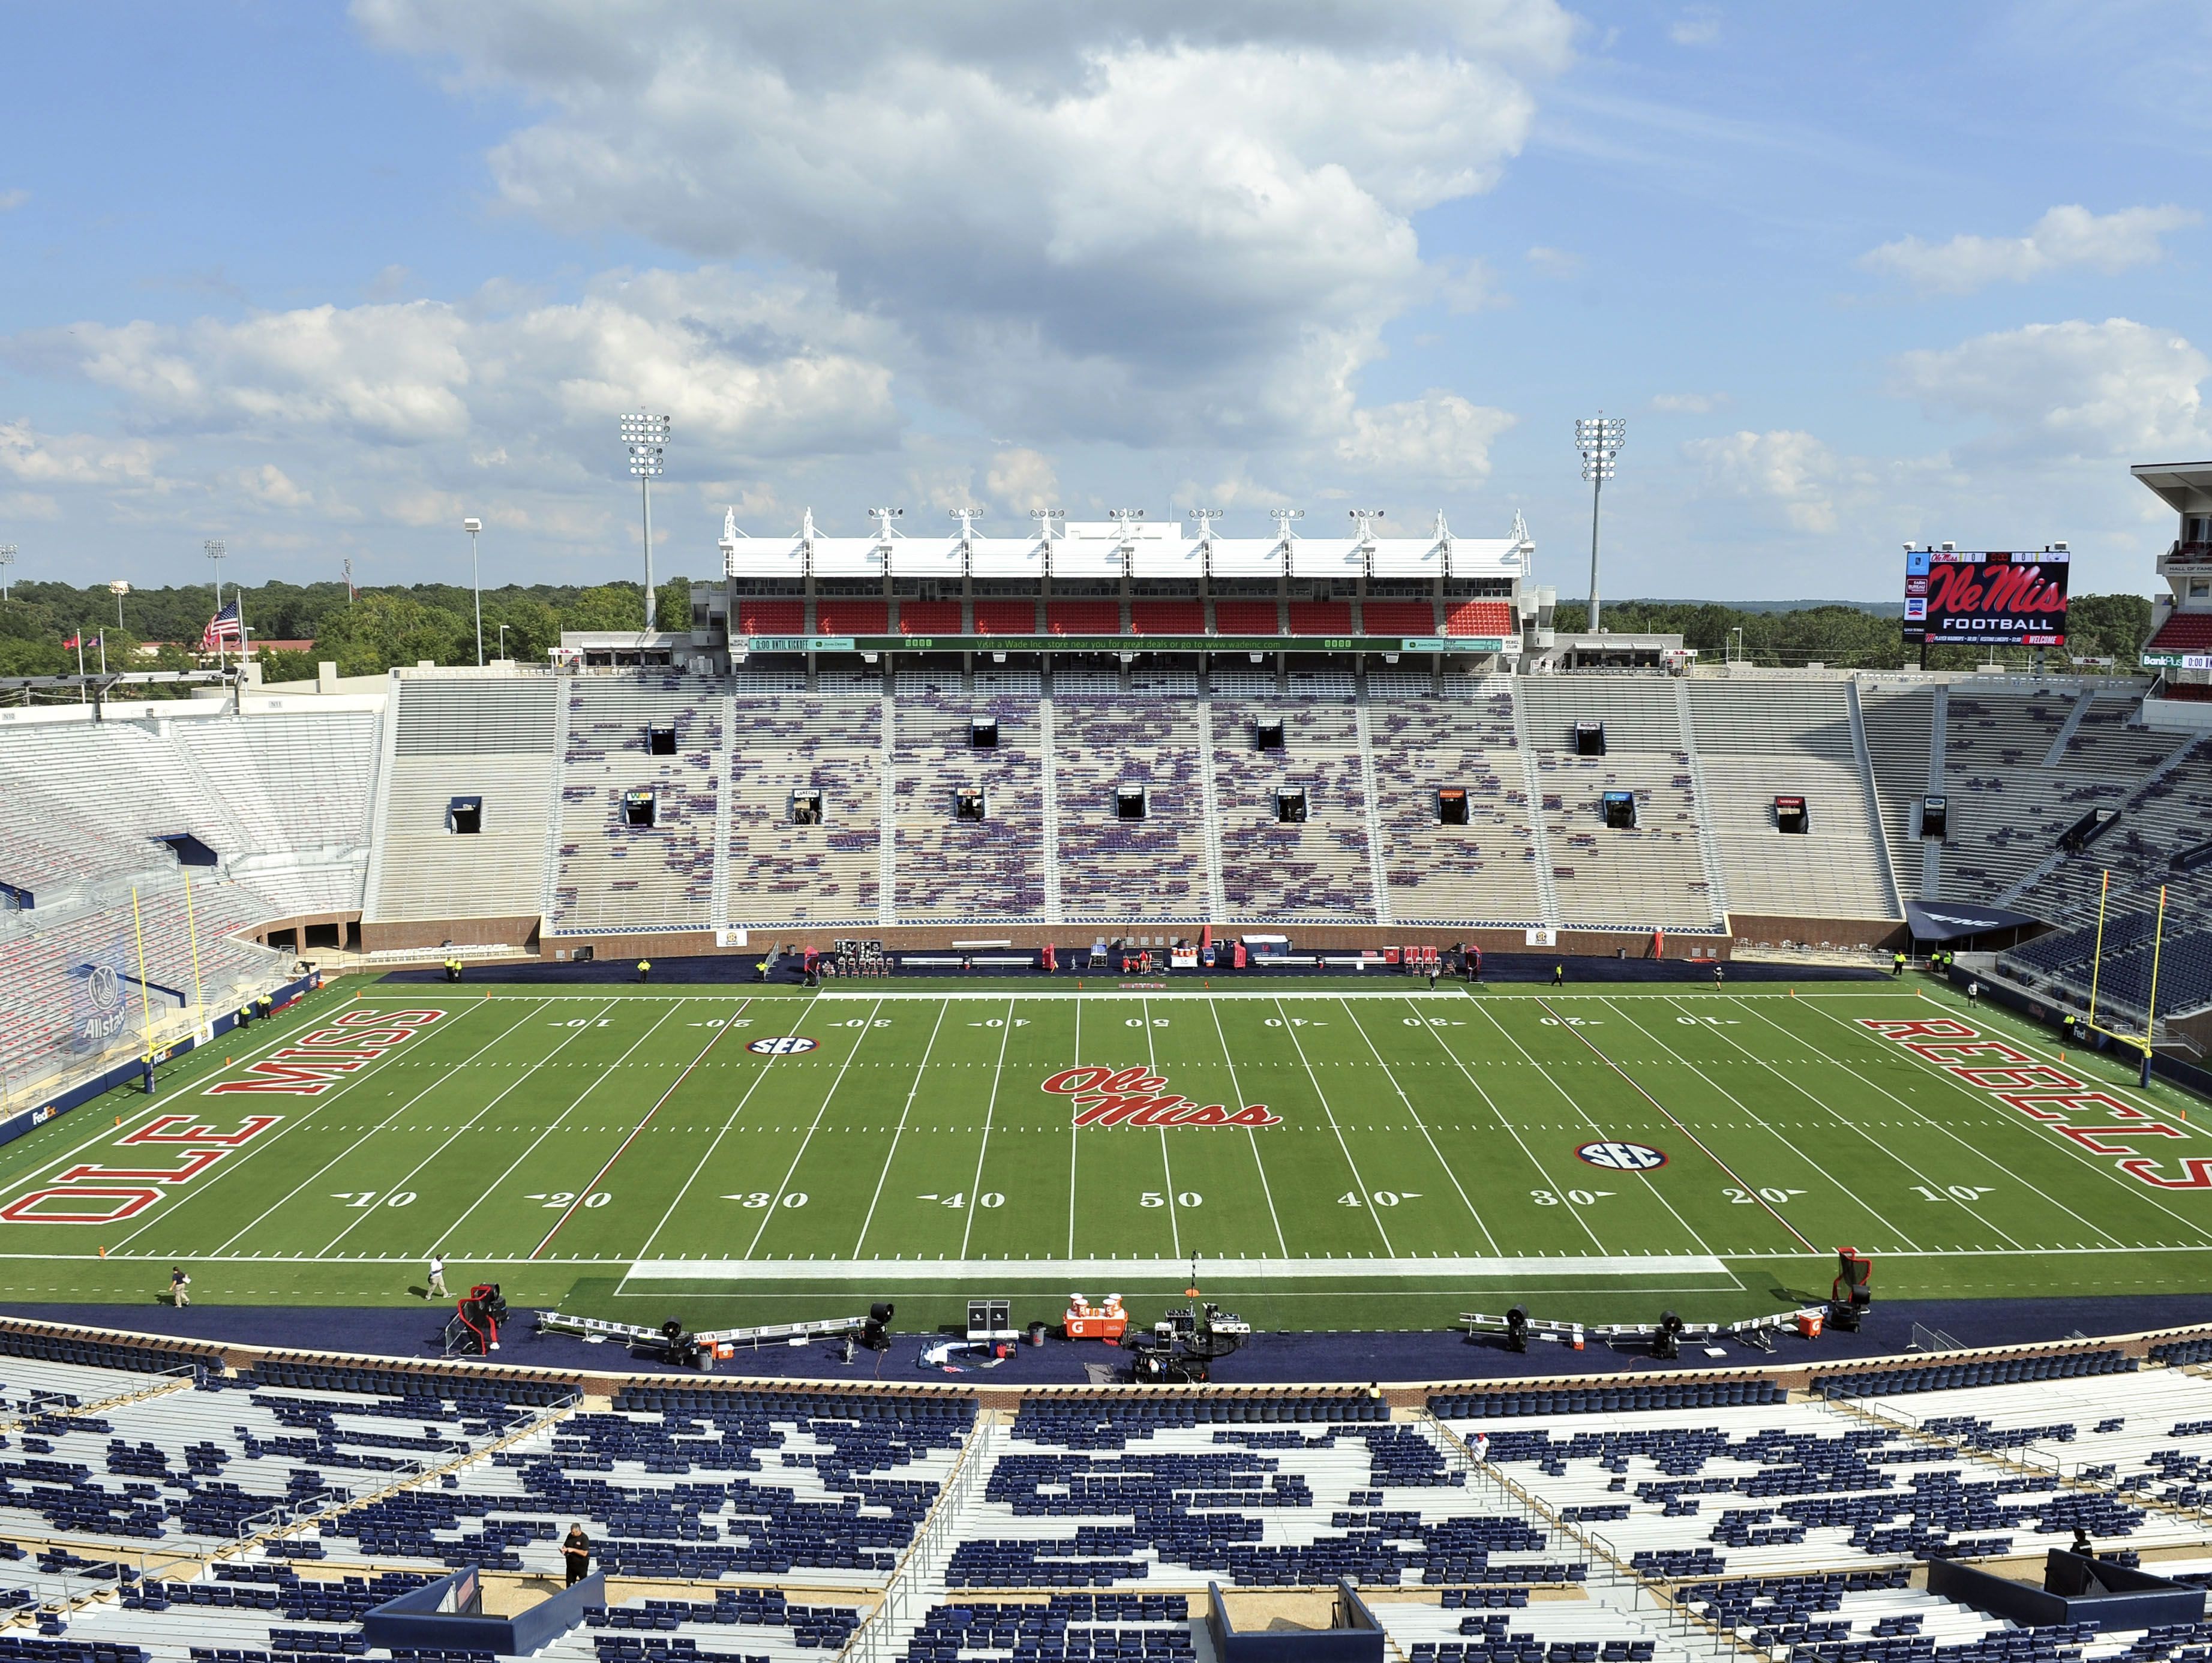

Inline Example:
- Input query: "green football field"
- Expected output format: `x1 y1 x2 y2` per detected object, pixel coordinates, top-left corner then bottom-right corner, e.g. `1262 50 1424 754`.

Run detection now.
1 973 2208 1331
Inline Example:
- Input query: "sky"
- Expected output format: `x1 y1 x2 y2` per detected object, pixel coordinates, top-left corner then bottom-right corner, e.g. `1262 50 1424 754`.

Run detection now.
2 1 2209 603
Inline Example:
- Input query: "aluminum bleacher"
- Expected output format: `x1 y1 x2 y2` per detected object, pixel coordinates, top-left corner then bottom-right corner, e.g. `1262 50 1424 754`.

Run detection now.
1211 695 1376 923
1052 697 1209 923
726 695 883 929
551 682 721 936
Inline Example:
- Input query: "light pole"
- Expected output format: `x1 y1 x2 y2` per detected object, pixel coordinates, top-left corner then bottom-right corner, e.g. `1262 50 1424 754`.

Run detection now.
0 545 15 601
1574 413 1626 632
497 622 509 662
620 413 670 631
463 517 484 667
1268 508 1304 541
205 539 228 670
110 579 130 631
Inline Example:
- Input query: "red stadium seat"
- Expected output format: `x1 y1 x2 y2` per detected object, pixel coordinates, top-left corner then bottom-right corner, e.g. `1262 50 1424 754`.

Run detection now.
899 599 964 635
1287 601 1352 635
2145 611 2212 654
1129 601 1205 635
972 599 1039 635
1445 600 1516 638
1359 601 1436 635
1046 601 1121 635
814 599 889 635
1212 600 1281 635
735 599 804 635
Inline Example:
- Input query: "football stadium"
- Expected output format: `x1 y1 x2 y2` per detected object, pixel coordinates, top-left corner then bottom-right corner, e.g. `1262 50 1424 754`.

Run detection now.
4 476 2212 1661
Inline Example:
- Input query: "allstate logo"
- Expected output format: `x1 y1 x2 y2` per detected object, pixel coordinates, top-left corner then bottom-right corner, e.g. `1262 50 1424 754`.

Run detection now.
748 1035 820 1055
80 962 128 1043
1576 1140 1667 1171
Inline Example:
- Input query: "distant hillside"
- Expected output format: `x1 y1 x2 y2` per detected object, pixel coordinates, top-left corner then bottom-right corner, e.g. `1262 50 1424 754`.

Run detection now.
1623 598 1905 617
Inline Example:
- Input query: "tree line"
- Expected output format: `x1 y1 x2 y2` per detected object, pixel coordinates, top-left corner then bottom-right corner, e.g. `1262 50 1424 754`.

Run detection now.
0 577 2154 688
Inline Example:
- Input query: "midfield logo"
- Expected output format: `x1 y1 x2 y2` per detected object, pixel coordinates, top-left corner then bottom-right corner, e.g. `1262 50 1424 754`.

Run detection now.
1041 1065 1282 1128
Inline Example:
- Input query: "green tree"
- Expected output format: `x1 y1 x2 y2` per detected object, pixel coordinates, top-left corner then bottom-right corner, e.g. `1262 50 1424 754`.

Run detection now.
656 574 694 632
482 597 563 664
313 593 470 677
562 583 647 633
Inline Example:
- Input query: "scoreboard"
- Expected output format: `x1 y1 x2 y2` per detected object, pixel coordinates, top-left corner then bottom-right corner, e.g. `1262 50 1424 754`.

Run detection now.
1903 548 2069 647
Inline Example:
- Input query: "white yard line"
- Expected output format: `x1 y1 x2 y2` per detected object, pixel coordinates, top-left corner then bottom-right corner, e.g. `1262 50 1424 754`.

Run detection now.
131 999 526 1255
848 999 952 1257
1205 998 1287 1257
315 998 625 1256
735 999 890 1262
1776 993 2208 1247
1066 996 1081 1258
446 999 703 1251
1142 998 1182 1262
1406 998 1610 1255
1463 995 1724 1257
956 999 1018 1260
1269 996 1395 1257
1334 998 1500 1257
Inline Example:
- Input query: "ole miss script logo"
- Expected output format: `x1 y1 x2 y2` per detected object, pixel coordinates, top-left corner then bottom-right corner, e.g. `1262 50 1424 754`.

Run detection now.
1042 1065 1281 1129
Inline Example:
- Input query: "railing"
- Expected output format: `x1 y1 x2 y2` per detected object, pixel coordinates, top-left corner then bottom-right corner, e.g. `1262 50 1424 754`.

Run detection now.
1416 1411 1626 1590
838 1413 1000 1663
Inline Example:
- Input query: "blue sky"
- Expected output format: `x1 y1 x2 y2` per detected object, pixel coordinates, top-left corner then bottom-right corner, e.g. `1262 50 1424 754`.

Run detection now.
2 1 2207 601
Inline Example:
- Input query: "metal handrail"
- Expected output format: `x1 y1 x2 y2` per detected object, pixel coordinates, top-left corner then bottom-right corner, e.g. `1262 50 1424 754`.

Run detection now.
838 1413 1000 1663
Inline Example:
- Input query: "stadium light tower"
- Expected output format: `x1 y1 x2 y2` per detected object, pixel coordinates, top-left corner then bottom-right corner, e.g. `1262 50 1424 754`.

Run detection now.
1348 508 1386 543
0 544 16 601
1187 508 1221 539
1575 413 1626 632
1268 508 1304 542
620 413 670 631
110 579 130 630
463 517 484 667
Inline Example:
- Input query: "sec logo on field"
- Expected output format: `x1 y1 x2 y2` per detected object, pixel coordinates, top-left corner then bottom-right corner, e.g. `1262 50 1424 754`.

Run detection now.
1576 1140 1667 1171
747 1036 820 1055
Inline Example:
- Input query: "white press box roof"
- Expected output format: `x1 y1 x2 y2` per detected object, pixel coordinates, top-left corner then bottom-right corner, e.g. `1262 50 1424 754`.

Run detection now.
719 509 1531 582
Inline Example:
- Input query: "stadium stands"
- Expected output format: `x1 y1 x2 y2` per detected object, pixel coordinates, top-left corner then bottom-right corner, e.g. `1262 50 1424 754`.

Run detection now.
550 682 722 936
1370 683 1544 927
726 695 883 928
1053 697 1210 921
1212 696 1377 922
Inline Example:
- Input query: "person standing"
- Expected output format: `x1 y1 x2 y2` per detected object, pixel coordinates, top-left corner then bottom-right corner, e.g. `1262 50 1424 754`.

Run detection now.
1551 963 1565 987
563 1523 592 1587
637 958 652 983
1472 1430 1490 1464
169 1266 191 1308
427 1253 449 1300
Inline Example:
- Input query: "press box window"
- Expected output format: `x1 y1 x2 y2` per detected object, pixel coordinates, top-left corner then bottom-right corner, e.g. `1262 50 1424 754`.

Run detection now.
1275 788 1308 824
955 788 988 822
446 796 482 835
647 725 677 756
1775 796 1809 834
1116 786 1148 821
1254 718 1285 751
790 790 823 826
1920 795 1948 840
1601 790 1637 829
1574 720 1607 757
970 718 998 750
623 788 657 829
1437 788 1469 826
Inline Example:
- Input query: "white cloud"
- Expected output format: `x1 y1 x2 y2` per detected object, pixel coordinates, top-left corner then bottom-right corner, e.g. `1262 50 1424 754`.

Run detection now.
0 419 165 488
12 269 902 465
1683 428 1857 533
985 448 1059 515
1333 391 1516 487
1860 205 2200 296
1668 7 1720 46
0 188 27 212
1887 317 2210 458
1650 391 1727 414
230 463 316 509
1525 245 1582 278
352 2 1574 443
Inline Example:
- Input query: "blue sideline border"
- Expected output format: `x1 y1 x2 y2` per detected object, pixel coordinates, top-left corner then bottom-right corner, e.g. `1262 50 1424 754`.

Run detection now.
0 972 323 1151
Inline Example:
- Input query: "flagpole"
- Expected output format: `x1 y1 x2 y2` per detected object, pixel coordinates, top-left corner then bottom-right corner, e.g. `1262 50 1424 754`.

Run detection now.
76 631 85 703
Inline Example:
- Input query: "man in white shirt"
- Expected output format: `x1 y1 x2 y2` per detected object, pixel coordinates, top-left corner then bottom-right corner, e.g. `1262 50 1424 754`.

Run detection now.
427 1254 449 1299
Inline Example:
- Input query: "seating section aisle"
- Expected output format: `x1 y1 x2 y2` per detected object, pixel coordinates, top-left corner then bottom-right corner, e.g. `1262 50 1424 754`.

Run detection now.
893 697 1046 921
726 696 883 927
1374 1591 1683 1663
1686 682 1896 920
1212 697 1377 923
553 682 721 935
1054 698 1210 922
1370 684 1543 926
1855 685 1937 899
898 1594 1196 1663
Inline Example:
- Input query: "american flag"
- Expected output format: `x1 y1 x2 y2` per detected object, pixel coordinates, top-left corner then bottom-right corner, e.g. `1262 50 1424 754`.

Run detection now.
62 630 100 651
200 602 244 650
